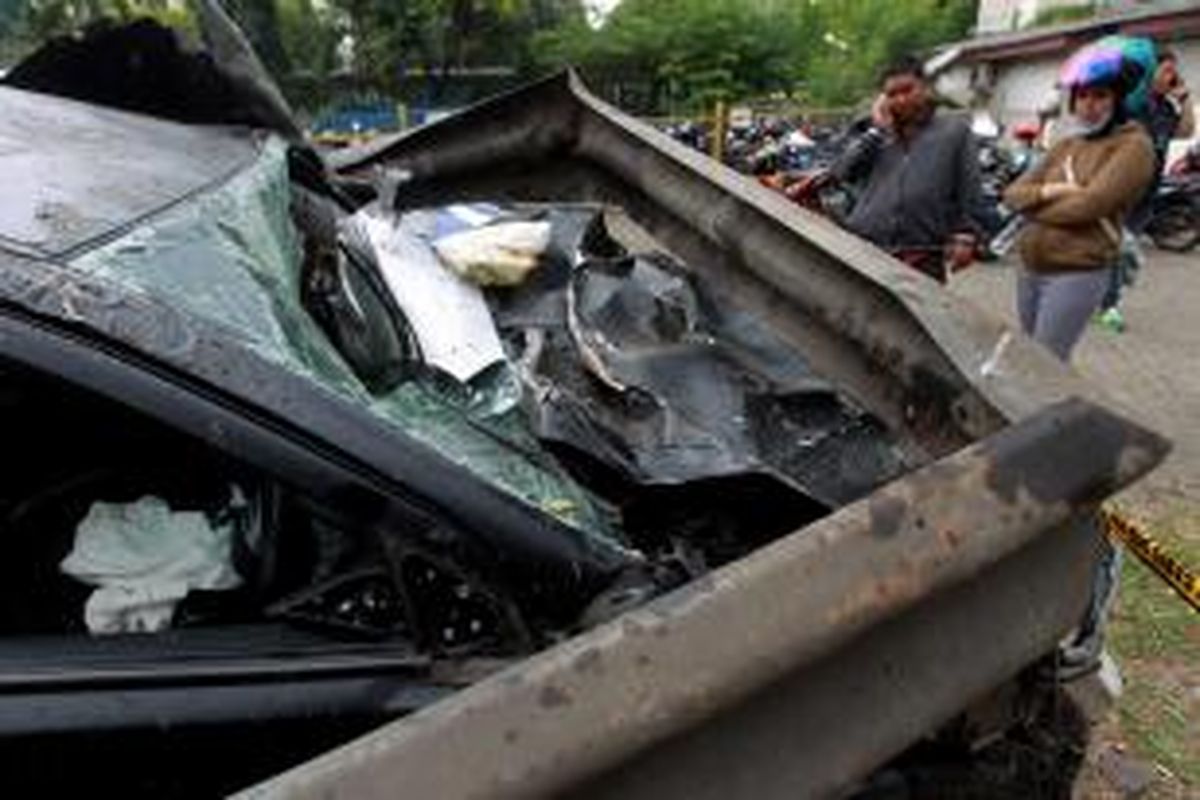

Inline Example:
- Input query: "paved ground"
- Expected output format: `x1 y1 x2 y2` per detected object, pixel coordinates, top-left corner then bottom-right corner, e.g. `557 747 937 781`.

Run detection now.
954 250 1200 501
953 250 1200 799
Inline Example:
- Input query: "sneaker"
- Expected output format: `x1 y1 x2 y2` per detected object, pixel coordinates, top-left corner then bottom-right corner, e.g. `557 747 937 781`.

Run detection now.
1058 630 1104 681
1096 307 1125 333
1097 649 1124 700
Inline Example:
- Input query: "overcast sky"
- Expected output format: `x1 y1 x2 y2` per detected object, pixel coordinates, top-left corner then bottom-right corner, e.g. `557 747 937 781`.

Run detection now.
584 0 622 27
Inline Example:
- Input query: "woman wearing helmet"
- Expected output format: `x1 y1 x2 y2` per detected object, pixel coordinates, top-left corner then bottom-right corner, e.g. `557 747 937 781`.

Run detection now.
1003 42 1156 361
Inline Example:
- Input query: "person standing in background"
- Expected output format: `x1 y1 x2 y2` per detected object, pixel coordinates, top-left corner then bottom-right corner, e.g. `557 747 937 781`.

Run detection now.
1003 42 1156 362
818 55 984 283
1095 44 1194 332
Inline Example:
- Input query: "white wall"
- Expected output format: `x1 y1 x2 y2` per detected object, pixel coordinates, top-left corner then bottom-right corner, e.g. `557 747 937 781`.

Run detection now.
977 0 1097 33
992 58 1061 128
977 0 1021 33
934 64 975 107
933 59 1058 126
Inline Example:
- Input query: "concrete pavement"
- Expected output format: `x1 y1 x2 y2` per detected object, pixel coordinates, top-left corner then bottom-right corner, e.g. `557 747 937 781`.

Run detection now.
952 250 1200 503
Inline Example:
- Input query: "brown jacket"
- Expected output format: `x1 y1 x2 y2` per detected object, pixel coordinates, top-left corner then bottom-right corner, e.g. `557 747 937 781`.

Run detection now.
1004 121 1155 273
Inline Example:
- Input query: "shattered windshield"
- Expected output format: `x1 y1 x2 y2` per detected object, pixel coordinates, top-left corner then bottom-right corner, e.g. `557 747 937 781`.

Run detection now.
68 137 617 541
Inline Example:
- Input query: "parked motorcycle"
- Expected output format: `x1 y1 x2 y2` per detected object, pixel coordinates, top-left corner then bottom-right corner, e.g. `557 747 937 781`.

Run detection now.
1147 160 1199 253
665 120 710 154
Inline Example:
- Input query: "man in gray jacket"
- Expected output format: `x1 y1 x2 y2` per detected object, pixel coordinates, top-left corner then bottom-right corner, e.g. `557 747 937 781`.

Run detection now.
829 56 984 283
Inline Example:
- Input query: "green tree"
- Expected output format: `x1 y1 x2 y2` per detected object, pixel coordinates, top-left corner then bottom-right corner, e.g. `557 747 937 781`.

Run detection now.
2 0 196 60
274 0 341 79
0 0 977 116
2 0 339 83
316 0 581 103
802 0 976 107
535 0 810 113
535 0 976 113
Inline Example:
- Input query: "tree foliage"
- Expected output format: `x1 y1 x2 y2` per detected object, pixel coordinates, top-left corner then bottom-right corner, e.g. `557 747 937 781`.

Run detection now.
536 0 977 112
535 0 806 111
325 0 582 86
276 0 339 77
1 0 192 61
802 0 977 106
0 0 979 114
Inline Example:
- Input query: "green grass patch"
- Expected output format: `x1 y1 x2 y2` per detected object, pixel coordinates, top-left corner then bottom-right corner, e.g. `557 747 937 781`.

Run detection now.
1116 678 1198 786
1109 504 1200 788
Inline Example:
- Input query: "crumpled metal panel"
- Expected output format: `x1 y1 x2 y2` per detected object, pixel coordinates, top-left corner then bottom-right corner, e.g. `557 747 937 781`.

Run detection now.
566 245 902 503
493 208 904 507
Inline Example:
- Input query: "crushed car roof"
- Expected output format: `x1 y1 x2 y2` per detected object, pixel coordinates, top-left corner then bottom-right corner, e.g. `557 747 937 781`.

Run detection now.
0 86 260 259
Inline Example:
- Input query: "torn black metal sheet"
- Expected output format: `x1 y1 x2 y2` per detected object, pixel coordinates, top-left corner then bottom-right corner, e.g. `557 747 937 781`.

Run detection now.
478 208 907 509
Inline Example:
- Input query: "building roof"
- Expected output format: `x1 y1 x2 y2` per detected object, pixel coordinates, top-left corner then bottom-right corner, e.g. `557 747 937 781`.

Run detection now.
939 5 1200 66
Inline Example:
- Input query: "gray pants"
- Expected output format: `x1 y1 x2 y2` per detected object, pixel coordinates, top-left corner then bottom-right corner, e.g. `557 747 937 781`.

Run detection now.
1016 269 1110 361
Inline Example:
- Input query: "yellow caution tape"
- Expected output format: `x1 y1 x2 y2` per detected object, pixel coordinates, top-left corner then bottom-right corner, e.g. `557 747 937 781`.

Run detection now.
1100 506 1200 614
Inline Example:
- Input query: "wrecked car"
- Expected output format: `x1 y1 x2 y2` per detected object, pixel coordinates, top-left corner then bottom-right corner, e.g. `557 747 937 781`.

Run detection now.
0 9 1170 800
0 17 907 795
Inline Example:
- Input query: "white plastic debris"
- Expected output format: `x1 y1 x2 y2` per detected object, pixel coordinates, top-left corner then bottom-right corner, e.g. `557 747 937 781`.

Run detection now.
60 496 243 635
433 221 552 287
979 331 1012 378
356 210 507 383
435 203 501 234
